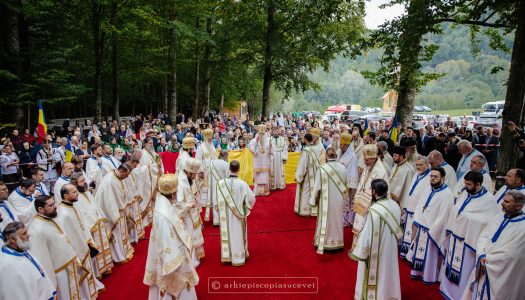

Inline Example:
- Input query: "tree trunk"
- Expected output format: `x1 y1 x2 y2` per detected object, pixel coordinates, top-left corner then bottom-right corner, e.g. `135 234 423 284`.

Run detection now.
497 0 525 177
167 9 178 123
111 0 120 122
261 0 276 119
92 0 104 123
193 17 201 119
396 68 417 129
219 93 224 114
203 17 212 118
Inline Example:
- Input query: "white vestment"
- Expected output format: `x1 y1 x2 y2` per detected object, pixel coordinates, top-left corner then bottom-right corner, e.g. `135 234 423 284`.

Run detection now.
124 173 146 243
338 148 359 226
351 140 365 171
248 134 271 196
140 149 164 225
144 194 198 300
462 212 525 300
132 163 154 227
176 150 191 175
0 246 56 300
0 201 19 245
439 161 457 188
388 160 415 203
217 176 256 266
205 158 229 226
36 148 61 191
57 202 104 299
76 191 113 277
383 152 394 170
29 214 84 300
7 187 36 225
95 171 134 263
492 184 525 205
34 182 50 197
453 170 494 200
350 198 403 300
101 155 120 175
294 145 316 216
85 156 104 195
457 149 490 180
399 169 432 257
439 188 499 300
270 136 288 190
53 175 70 205
310 161 349 253
407 184 453 283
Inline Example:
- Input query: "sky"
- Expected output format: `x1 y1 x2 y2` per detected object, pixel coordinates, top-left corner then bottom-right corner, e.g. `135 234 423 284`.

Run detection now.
364 0 405 29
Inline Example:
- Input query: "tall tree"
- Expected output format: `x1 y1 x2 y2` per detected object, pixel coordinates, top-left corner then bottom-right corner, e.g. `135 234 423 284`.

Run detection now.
203 17 212 118
193 17 200 118
92 0 105 122
111 0 120 121
167 4 177 122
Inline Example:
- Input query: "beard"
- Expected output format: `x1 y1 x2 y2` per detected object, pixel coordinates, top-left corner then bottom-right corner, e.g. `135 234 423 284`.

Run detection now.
115 154 123 160
77 184 87 193
407 152 415 161
431 181 442 189
466 186 478 195
46 210 58 219
16 236 31 251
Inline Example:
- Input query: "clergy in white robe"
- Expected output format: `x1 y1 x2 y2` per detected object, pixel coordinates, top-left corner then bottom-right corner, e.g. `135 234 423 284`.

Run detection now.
492 168 525 205
205 150 229 225
439 171 499 300
32 167 50 197
70 172 113 278
338 133 359 226
176 137 194 175
350 179 403 300
36 141 61 191
407 167 453 283
294 134 316 216
101 144 120 175
400 157 431 258
0 222 56 300
457 140 490 180
1 181 18 245
351 144 388 250
248 125 272 196
29 196 85 300
7 179 36 225
311 149 349 254
128 149 153 228
377 141 393 177
56 184 104 299
428 150 457 188
95 165 134 263
403 138 419 170
462 191 525 300
300 128 326 216
388 146 415 204
144 174 199 300
453 155 494 199
85 144 105 195
53 162 74 205
177 158 205 267
196 128 217 202
123 163 146 243
269 127 288 190
350 131 365 174
217 160 256 266
140 138 164 226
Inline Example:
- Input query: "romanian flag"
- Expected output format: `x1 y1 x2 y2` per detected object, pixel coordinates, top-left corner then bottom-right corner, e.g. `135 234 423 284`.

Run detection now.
363 118 370 136
65 137 73 162
37 100 47 144
389 114 399 144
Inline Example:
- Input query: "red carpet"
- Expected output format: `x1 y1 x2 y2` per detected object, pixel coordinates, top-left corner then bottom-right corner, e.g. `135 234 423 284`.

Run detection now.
99 184 442 299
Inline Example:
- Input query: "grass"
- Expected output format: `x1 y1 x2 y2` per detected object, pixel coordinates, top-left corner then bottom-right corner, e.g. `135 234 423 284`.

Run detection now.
429 108 482 116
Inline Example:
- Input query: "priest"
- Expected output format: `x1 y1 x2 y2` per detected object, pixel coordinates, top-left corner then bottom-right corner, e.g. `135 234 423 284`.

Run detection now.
400 156 431 258
407 167 453 284
205 149 229 225
217 160 256 266
123 160 146 243
85 144 105 195
388 146 415 204
129 150 153 227
1 181 18 244
428 150 457 188
177 157 205 267
294 133 316 216
140 138 164 225
351 144 388 250
456 140 489 180
350 179 403 300
101 144 120 173
29 195 85 300
70 172 113 278
439 171 499 300
311 148 349 254
32 167 50 197
351 130 365 174
493 168 525 205
248 124 272 196
337 132 359 226
0 222 56 300
95 164 134 263
53 162 74 204
7 178 36 225
269 126 288 191
176 137 195 174
196 128 216 185
463 190 525 300
144 174 199 300
453 155 494 199
57 184 104 299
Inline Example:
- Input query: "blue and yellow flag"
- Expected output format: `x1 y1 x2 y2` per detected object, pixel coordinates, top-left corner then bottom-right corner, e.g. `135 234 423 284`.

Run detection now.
389 115 399 143
37 100 47 144
65 137 73 162
363 118 370 136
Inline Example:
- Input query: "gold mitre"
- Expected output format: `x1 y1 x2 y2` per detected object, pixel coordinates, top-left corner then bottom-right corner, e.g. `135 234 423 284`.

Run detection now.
182 137 195 149
257 124 267 134
184 157 202 174
202 128 213 139
158 174 178 194
340 132 351 145
310 128 321 138
363 144 378 159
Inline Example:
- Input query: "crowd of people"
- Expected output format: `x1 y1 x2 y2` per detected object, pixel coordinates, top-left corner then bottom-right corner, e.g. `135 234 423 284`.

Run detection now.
0 111 524 300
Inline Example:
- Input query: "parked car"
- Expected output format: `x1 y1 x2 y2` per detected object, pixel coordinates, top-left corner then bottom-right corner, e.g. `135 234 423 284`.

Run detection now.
412 114 427 129
475 113 502 129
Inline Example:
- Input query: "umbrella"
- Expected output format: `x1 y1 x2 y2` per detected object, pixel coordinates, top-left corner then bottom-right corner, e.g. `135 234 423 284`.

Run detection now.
325 105 346 112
